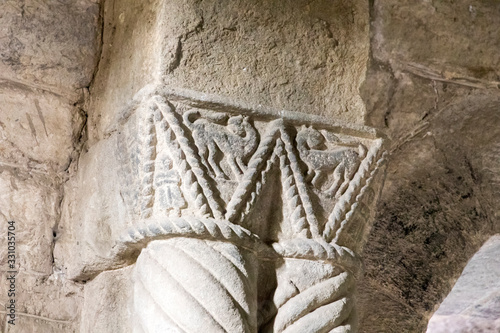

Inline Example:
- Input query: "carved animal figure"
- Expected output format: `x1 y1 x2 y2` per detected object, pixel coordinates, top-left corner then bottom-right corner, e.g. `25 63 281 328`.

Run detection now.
184 110 258 180
296 126 366 197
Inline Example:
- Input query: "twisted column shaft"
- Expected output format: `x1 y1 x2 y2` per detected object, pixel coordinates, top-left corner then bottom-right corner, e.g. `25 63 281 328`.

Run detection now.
270 258 357 333
133 238 259 333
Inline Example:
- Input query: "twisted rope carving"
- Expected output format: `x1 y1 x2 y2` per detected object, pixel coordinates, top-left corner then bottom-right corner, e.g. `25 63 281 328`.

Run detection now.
150 96 224 219
279 138 311 238
138 103 157 219
279 126 320 238
323 139 384 243
272 239 362 276
226 120 281 224
119 217 275 259
133 238 258 333
272 269 356 333
332 152 386 244
126 93 389 333
241 147 281 232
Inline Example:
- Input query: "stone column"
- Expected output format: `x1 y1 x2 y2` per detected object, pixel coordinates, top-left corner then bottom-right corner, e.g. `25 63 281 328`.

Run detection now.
112 92 385 332
133 238 259 332
53 1 384 331
266 125 384 332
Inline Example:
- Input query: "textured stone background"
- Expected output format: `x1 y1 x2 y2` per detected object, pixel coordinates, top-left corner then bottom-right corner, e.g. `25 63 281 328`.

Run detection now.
359 1 500 332
0 0 99 331
87 0 370 142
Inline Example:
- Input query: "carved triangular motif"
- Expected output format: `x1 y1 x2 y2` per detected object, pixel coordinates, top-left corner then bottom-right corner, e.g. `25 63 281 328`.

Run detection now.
131 94 385 246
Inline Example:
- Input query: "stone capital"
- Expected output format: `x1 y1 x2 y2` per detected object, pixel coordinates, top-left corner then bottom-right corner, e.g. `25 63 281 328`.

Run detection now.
109 88 387 332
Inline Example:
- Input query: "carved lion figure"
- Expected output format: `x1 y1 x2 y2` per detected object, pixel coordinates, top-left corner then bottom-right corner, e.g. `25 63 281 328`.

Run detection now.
184 110 259 180
296 126 367 197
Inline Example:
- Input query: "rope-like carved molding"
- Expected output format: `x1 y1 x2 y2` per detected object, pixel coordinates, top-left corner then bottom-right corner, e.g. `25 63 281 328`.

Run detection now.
322 141 385 243
132 93 385 244
118 218 363 276
119 217 275 259
272 239 362 276
279 125 321 239
148 96 224 219
225 120 282 224
332 152 387 244
225 121 321 239
121 90 387 333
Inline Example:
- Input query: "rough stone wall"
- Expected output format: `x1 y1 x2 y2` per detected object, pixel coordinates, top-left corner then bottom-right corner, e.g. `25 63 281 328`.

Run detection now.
52 3 377 332
359 1 500 332
0 0 100 331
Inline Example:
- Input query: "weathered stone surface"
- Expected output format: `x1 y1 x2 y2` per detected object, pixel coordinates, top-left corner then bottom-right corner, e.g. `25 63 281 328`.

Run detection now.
80 265 134 333
0 81 85 172
54 135 132 280
133 239 259 332
358 93 500 332
0 167 59 275
0 0 100 100
372 0 500 89
428 315 500 333
0 1 99 331
86 0 168 143
0 165 84 331
0 272 82 333
1 0 499 331
161 0 369 123
57 86 386 332
356 2 500 330
427 235 500 333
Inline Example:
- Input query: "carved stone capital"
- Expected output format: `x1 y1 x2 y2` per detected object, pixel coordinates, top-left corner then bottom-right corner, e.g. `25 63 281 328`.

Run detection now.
115 90 386 332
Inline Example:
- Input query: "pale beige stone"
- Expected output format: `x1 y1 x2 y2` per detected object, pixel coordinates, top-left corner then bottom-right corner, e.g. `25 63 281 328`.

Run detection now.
0 167 58 275
0 0 100 100
80 266 134 333
0 271 82 332
54 135 133 280
88 0 370 142
0 81 85 172
427 235 500 333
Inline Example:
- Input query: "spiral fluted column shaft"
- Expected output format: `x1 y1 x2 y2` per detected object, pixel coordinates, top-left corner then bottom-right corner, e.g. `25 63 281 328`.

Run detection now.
133 238 259 333
271 258 357 333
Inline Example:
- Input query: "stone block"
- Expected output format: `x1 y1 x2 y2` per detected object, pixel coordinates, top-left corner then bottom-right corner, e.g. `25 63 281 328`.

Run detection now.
80 266 134 333
0 167 59 275
88 0 370 141
372 0 500 86
54 134 133 280
0 0 100 100
0 81 84 172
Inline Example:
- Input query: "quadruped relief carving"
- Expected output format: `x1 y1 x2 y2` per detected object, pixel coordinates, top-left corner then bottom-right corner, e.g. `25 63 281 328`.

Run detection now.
116 93 386 333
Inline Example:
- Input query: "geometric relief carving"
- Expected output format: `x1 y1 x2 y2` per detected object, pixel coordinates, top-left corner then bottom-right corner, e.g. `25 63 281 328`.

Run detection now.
117 93 386 333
